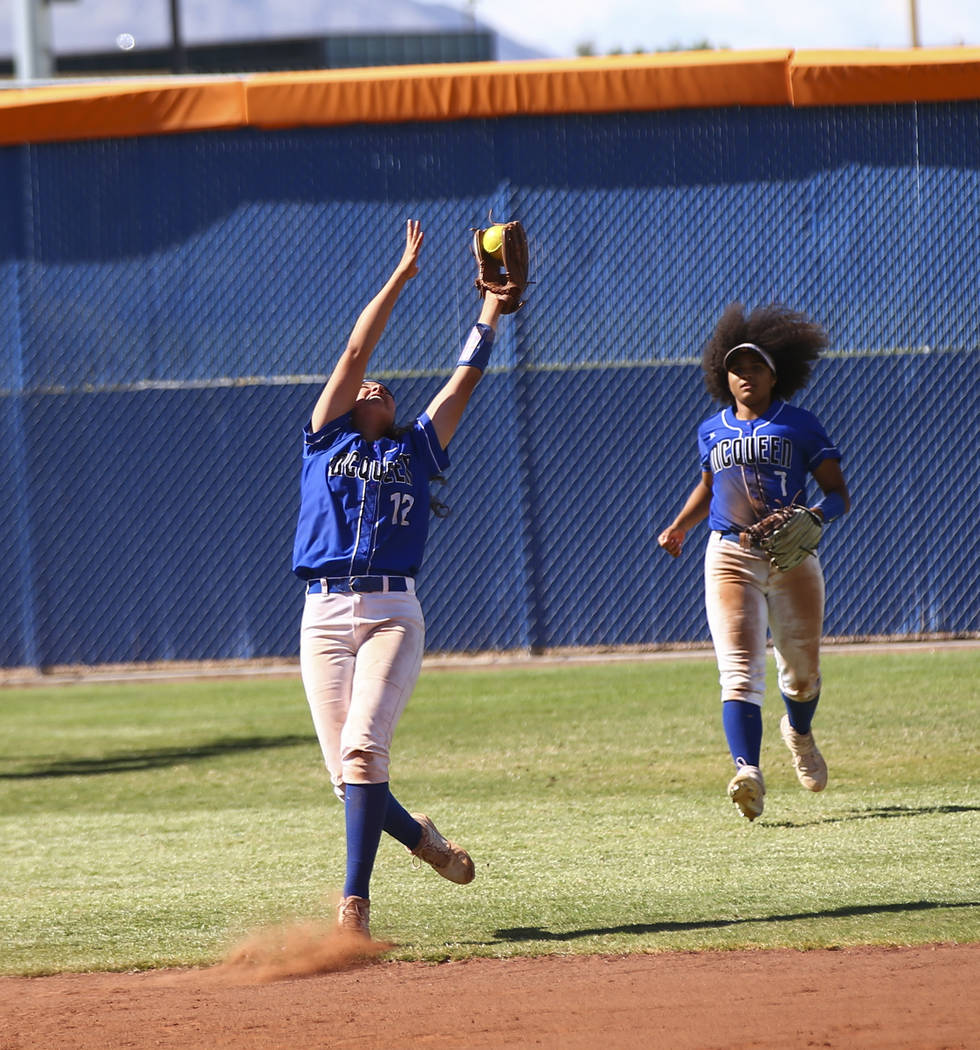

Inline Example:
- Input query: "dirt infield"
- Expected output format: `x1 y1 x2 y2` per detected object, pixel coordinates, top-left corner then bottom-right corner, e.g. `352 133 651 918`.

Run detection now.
1 942 977 1049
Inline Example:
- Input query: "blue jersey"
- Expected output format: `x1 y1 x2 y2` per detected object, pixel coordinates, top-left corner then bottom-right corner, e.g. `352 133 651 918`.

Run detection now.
292 410 449 581
698 399 841 533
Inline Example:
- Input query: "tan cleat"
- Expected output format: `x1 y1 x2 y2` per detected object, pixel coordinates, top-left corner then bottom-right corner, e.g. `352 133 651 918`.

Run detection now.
409 813 476 884
337 895 371 939
728 764 766 821
780 714 828 792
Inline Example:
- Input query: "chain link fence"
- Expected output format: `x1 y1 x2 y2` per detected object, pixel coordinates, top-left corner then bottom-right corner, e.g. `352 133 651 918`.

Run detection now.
1 103 978 668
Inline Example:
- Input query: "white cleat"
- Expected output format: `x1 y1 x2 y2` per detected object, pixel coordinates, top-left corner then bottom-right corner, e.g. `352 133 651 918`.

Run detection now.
336 895 371 939
409 813 475 884
728 764 766 821
780 714 828 792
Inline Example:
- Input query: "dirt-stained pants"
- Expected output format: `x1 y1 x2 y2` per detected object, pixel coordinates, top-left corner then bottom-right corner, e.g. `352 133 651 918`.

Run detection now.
704 531 825 707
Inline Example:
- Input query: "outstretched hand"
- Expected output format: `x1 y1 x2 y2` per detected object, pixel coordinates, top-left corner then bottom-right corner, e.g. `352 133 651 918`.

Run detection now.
395 219 424 280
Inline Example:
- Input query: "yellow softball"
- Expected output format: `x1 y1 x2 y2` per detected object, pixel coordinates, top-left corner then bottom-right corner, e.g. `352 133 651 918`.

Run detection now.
482 224 504 259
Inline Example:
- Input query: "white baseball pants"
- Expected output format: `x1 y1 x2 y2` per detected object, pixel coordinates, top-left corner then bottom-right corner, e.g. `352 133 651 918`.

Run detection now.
300 590 425 801
704 531 825 707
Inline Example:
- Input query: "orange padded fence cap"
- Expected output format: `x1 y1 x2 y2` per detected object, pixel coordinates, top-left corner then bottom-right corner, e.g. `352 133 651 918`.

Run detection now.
244 51 794 129
2 50 980 147
0 78 247 146
790 48 980 106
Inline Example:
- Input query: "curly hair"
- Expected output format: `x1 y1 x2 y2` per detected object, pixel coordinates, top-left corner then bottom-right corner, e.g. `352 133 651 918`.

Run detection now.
701 303 829 405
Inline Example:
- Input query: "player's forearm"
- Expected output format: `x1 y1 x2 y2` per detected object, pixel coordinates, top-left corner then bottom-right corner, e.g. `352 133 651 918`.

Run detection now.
427 367 482 448
659 481 710 557
477 295 504 329
309 272 410 431
343 219 422 362
344 269 412 363
810 461 850 521
670 481 712 532
426 319 495 447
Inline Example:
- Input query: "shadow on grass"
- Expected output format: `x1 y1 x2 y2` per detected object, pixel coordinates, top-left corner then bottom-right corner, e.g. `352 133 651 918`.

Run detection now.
765 803 980 828
0 735 312 779
492 898 979 943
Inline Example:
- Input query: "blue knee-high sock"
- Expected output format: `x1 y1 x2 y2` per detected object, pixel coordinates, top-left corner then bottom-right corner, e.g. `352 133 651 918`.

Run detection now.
383 791 423 851
782 693 819 735
343 782 390 900
722 700 763 768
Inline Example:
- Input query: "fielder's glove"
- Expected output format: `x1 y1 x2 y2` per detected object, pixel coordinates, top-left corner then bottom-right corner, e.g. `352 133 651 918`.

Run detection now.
739 505 824 572
472 220 529 314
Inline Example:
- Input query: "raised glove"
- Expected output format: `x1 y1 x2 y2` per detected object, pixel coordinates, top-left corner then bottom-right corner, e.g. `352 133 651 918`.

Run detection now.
472 220 529 314
739 505 823 572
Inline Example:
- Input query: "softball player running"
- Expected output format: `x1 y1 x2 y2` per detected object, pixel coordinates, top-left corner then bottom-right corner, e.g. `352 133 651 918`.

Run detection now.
658 303 850 821
292 219 518 937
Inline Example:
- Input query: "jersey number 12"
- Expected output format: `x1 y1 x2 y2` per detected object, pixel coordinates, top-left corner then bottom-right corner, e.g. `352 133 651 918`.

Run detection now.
389 492 414 526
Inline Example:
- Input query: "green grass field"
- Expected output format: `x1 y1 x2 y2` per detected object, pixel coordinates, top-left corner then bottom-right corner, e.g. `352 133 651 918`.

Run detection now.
0 647 977 976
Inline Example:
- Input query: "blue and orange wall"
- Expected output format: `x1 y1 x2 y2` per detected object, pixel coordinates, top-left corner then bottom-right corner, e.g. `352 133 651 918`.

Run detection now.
2 49 978 667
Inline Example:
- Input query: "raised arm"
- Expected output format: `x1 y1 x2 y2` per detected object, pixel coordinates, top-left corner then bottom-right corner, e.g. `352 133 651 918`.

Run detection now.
425 218 529 449
310 220 424 433
425 294 505 450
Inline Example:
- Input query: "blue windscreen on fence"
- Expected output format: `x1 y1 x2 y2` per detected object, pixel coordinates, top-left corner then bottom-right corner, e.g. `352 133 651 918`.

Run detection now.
1 101 978 667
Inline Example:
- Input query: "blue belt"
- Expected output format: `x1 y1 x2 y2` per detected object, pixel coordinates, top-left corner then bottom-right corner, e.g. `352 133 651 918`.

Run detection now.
717 529 761 550
306 575 414 594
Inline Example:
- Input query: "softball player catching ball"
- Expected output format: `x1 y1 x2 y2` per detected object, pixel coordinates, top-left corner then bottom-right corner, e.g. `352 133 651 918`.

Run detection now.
292 219 515 937
658 304 850 821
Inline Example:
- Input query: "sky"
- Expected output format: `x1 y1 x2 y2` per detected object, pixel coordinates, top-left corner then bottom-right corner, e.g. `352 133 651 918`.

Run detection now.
477 0 980 58
0 0 978 62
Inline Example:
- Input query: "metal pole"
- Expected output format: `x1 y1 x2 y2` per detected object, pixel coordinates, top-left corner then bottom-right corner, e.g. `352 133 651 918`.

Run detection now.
13 0 53 81
169 0 187 72
908 0 921 47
